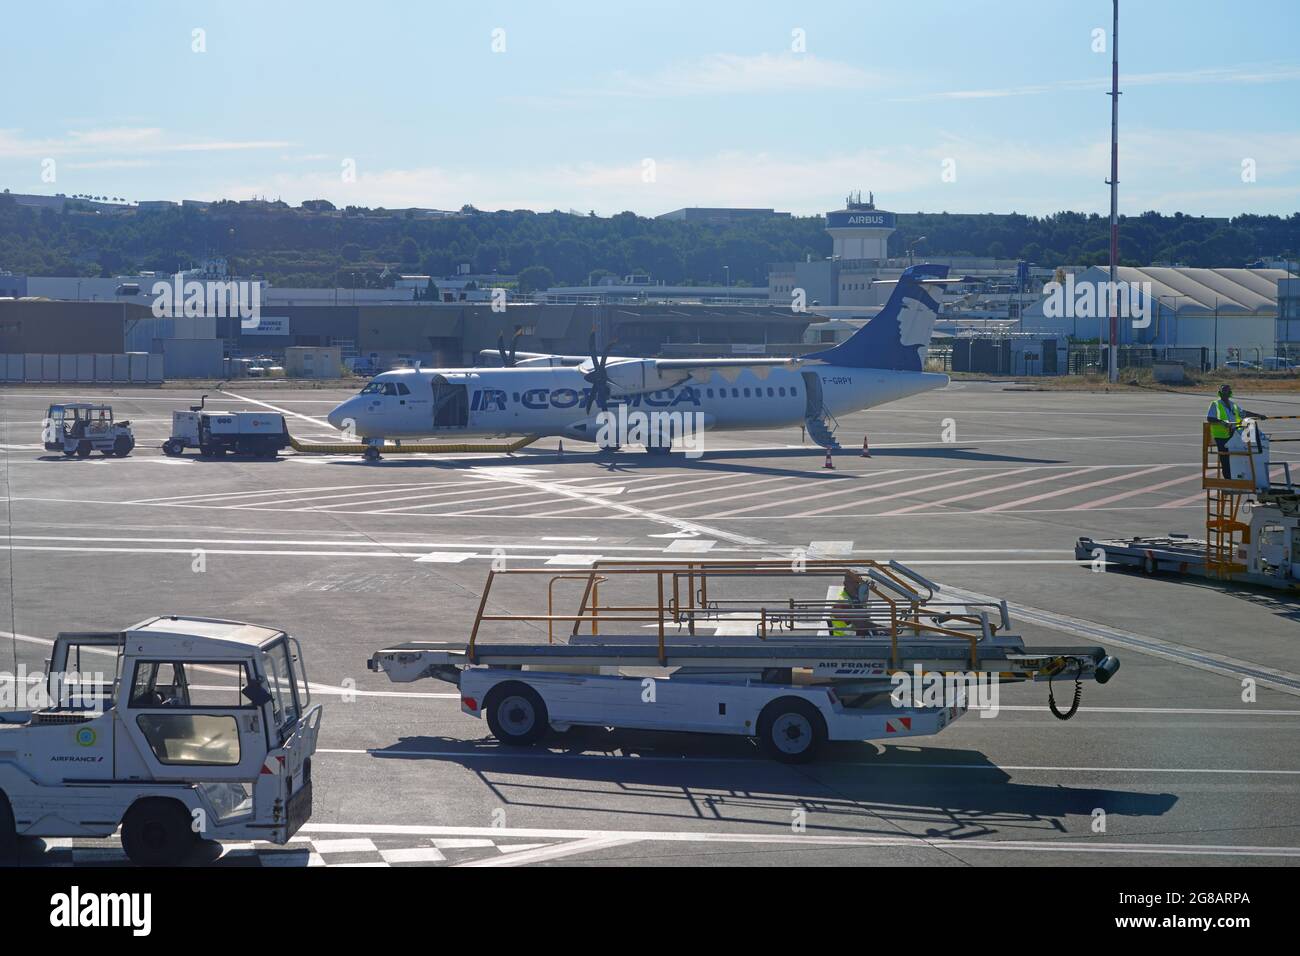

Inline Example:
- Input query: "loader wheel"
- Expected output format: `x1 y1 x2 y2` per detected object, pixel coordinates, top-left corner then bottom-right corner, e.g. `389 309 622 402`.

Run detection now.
162 439 183 457
75 441 92 458
757 697 826 764
485 682 549 747
121 799 197 866
0 792 16 857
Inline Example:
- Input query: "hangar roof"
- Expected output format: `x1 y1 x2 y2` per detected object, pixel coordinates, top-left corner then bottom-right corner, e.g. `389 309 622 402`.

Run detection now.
1027 266 1291 317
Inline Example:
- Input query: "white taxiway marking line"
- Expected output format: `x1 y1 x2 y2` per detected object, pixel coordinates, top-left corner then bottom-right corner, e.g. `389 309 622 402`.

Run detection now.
0 542 1090 567
665 538 716 553
545 554 602 565
465 469 769 546
127 480 433 505
220 389 333 428
808 540 853 556
235 481 485 509
942 583 1300 697
880 465 1100 516
977 464 1173 513
654 474 865 514
298 822 1300 860
1063 469 1209 510
751 468 968 519
529 472 757 516
458 836 642 867
3 533 718 554
783 467 1032 520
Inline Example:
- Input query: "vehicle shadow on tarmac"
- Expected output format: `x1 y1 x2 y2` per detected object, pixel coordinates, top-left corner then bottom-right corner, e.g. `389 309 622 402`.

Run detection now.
1104 567 1300 623
313 445 1065 479
371 732 1177 841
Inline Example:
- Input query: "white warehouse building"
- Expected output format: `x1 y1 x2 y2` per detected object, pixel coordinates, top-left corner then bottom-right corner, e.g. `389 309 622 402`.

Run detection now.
1020 265 1293 366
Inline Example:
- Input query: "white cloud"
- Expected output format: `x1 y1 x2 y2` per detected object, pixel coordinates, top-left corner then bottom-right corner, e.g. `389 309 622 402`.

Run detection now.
897 62 1300 102
0 127 290 159
606 52 876 97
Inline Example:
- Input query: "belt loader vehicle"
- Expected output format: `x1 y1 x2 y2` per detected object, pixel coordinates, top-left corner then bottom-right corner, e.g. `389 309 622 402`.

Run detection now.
0 615 321 865
163 395 290 458
1078 417 1300 590
43 403 135 458
370 560 1120 763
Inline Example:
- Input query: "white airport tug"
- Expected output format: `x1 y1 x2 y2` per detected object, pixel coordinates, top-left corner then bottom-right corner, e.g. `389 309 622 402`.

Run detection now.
0 616 321 865
43 403 135 458
370 560 1120 763
163 396 290 458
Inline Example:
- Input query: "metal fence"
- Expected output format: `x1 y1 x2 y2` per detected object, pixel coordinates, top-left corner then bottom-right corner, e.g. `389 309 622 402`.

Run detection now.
1066 345 1211 374
0 352 164 384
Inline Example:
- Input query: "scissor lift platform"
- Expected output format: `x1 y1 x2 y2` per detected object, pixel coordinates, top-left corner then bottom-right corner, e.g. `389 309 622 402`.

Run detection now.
1078 418 1300 591
368 559 1120 762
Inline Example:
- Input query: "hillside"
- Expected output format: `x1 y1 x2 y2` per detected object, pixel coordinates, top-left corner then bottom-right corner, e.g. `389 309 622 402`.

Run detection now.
1 191 1295 289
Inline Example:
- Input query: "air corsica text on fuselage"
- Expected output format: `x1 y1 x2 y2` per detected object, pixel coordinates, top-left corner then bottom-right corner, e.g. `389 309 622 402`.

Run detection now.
471 386 705 412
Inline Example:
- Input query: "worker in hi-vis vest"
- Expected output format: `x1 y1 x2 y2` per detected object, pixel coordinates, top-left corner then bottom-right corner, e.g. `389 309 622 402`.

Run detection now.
1207 383 1267 479
827 572 866 636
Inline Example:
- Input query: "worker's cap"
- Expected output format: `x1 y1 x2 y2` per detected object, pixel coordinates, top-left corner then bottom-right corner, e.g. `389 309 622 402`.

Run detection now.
1218 383 1233 398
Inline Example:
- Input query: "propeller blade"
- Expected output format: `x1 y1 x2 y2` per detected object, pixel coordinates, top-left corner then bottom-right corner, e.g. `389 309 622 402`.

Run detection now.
509 327 523 366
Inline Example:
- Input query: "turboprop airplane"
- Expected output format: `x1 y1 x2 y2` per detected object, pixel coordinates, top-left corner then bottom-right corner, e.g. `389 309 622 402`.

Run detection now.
326 263 957 460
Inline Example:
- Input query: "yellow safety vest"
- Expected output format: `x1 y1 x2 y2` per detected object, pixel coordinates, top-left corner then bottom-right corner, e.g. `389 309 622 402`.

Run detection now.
1208 399 1241 440
830 588 853 636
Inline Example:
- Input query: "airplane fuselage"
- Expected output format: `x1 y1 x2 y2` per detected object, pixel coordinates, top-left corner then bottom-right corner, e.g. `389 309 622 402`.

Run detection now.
326 365 948 443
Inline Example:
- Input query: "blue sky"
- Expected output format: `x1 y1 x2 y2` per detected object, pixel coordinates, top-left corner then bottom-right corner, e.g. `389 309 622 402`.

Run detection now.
2 0 1297 216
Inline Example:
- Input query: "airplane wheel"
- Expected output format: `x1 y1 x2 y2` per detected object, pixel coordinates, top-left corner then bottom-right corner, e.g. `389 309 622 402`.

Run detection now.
75 442 92 458
62 448 75 457
485 682 549 747
645 445 673 457
757 697 826 764
121 798 197 867
363 446 381 462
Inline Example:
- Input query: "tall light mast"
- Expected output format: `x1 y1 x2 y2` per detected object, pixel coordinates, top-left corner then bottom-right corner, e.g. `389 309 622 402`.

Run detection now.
1106 0 1121 383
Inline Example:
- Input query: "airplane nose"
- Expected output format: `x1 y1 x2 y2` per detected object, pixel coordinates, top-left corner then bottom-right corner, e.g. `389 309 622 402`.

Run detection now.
327 400 352 430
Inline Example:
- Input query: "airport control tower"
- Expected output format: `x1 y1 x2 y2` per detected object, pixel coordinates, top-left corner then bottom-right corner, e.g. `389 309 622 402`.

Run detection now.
826 191 896 262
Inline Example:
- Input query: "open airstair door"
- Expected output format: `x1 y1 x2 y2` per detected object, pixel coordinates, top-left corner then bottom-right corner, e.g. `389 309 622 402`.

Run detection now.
430 374 469 428
800 371 840 449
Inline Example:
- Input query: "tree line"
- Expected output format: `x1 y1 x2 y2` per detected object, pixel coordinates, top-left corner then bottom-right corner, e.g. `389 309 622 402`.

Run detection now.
1 192 1295 290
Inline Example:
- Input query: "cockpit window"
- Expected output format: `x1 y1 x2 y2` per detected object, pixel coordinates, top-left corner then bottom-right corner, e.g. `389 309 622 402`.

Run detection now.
359 381 410 396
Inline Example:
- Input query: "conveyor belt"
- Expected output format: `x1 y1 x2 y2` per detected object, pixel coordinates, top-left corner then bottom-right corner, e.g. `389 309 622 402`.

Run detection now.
375 639 1108 670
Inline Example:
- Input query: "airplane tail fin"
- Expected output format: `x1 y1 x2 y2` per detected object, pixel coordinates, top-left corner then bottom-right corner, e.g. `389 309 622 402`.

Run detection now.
803 264 950 371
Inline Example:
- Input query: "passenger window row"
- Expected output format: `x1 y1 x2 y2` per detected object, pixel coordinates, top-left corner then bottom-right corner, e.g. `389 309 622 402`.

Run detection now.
703 386 798 400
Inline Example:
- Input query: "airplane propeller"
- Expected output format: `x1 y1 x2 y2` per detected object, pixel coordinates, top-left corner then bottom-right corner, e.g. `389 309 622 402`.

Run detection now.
583 330 618 413
497 328 524 367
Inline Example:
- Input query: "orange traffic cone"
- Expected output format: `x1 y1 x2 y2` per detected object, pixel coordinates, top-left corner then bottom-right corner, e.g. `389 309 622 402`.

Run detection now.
860 435 872 458
823 449 834 470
